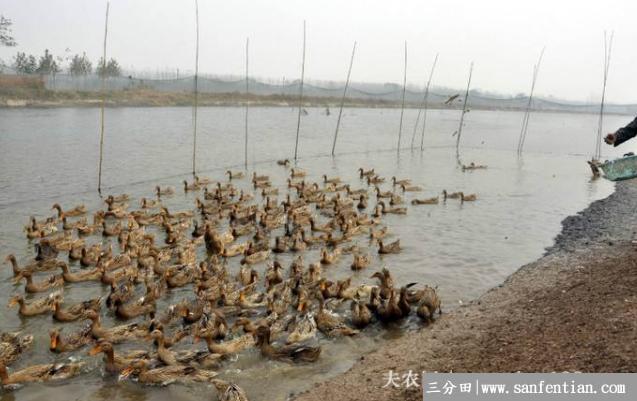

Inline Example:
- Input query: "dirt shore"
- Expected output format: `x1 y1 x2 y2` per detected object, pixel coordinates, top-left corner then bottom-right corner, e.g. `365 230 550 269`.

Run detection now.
296 179 637 401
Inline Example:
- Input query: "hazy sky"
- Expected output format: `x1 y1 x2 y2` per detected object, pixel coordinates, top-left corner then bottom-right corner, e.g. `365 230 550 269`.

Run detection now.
1 0 635 103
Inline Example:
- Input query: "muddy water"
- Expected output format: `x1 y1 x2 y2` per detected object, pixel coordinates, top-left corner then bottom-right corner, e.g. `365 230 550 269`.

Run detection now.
0 106 630 400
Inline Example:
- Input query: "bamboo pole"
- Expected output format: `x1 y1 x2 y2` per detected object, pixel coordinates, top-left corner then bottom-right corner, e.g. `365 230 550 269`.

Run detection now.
191 0 200 175
594 31 614 161
244 37 249 168
293 21 306 162
456 62 474 157
331 41 357 157
97 1 109 194
397 41 407 153
411 53 439 151
516 47 545 155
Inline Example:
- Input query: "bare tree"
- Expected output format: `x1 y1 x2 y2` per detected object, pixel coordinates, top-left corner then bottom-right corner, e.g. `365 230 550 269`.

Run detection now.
0 15 17 47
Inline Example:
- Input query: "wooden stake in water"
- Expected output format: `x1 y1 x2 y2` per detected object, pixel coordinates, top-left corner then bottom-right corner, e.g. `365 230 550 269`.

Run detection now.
594 31 614 161
331 41 357 157
293 21 306 162
516 47 545 155
410 53 439 151
191 0 200 175
97 1 110 194
244 37 249 168
397 41 408 153
456 62 474 157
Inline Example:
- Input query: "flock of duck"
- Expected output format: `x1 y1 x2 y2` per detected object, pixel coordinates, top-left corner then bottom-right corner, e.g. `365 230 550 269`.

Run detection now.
1 161 477 400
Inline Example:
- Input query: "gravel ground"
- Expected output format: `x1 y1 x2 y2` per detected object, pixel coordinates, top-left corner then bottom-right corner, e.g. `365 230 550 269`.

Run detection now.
295 179 637 401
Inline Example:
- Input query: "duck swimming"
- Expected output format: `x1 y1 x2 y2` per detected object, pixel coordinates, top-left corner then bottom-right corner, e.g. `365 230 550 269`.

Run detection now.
0 361 84 386
254 325 320 363
0 332 33 366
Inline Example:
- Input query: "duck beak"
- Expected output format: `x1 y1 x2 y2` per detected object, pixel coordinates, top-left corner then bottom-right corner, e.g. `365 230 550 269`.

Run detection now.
8 298 18 307
88 344 101 356
118 366 134 381
193 335 200 343
50 335 58 349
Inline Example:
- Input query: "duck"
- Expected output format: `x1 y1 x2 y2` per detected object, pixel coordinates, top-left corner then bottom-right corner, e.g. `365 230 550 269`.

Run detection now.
309 218 333 233
115 298 155 320
378 239 401 255
52 298 100 322
119 360 217 385
320 248 340 265
358 168 375 178
278 159 291 167
414 285 442 320
374 186 392 199
401 184 423 192
442 189 461 200
149 330 182 366
323 175 341 185
184 180 200 192
197 332 255 356
286 303 317 344
411 196 439 205
155 186 175 197
265 262 284 289
212 380 250 401
291 235 307 252
350 253 371 271
59 264 101 283
141 197 160 209
102 221 122 237
221 241 251 258
461 162 487 171
272 236 288 253
378 201 407 215
369 226 388 240
460 192 477 202
84 310 147 343
290 168 305 178
252 172 269 182
316 299 359 337
367 175 385 185
227 170 245 180
4 254 63 277
254 325 320 363
370 268 395 299
240 249 270 265
52 203 86 218
350 298 373 328
88 341 152 374
49 327 92 353
8 293 57 317
356 195 368 210
0 332 33 365
14 271 64 293
391 177 411 187
376 289 405 322
0 361 84 386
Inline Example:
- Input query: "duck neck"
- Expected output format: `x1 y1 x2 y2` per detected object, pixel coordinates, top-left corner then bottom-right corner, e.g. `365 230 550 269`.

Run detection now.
100 347 114 364
8 256 20 275
0 365 9 383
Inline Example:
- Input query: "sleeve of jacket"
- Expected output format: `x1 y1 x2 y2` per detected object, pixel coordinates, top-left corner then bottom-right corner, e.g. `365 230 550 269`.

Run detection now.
614 116 637 146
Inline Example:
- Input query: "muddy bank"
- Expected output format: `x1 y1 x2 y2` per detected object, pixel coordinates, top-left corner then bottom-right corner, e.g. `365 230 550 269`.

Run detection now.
296 179 637 401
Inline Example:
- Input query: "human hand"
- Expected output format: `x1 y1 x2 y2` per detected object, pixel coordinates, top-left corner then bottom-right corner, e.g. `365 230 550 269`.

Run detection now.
604 133 616 145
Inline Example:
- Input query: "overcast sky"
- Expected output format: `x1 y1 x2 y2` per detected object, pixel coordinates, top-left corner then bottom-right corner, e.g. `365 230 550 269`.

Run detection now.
1 0 635 103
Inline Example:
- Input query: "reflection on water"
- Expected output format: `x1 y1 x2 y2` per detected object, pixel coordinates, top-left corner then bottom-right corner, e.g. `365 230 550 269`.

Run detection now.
0 107 624 400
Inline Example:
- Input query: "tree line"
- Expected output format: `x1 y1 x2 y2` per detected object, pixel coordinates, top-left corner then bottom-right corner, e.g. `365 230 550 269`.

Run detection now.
1 15 121 77
11 50 122 77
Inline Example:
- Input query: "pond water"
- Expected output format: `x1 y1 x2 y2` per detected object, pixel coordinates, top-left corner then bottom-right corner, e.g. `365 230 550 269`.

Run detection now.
0 106 631 400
